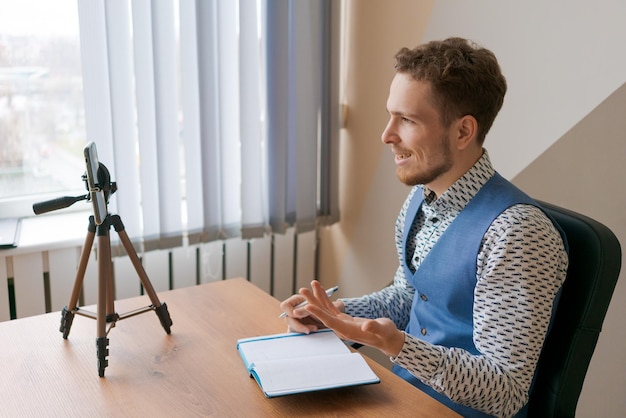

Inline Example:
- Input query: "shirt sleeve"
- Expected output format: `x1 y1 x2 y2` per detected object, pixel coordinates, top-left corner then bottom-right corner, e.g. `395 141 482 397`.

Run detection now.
341 265 414 330
341 187 416 329
375 205 567 417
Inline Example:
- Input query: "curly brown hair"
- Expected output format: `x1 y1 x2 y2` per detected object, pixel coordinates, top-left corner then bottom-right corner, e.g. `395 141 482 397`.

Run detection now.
394 37 507 145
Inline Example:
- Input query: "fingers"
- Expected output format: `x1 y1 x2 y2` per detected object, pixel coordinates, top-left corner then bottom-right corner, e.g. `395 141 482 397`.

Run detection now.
298 280 343 328
304 301 341 331
280 285 324 334
280 280 338 335
310 281 339 312
300 280 341 315
285 316 318 334
279 294 306 318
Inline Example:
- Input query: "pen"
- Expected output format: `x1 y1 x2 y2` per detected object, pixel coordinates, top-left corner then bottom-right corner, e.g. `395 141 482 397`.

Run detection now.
279 285 339 318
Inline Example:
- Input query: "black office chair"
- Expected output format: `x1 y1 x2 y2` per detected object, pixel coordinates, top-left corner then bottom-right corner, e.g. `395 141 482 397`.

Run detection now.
528 201 622 417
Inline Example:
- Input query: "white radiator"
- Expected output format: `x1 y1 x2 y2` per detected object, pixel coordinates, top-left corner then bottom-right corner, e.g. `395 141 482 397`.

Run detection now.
0 229 316 322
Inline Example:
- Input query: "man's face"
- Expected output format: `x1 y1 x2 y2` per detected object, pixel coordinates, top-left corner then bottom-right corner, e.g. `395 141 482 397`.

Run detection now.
381 73 454 187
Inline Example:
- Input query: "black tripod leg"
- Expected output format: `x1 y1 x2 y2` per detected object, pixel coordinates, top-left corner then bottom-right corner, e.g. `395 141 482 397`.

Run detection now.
154 303 173 334
96 336 109 378
60 307 75 339
60 216 97 339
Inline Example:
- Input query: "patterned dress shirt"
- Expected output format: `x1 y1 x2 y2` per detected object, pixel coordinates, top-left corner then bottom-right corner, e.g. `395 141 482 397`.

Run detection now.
341 151 568 417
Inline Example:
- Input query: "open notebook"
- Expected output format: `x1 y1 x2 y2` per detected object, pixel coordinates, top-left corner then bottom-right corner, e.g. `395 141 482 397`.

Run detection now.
237 329 380 398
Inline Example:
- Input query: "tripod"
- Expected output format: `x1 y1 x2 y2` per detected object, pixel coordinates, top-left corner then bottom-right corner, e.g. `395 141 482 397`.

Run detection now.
32 142 172 377
59 212 173 377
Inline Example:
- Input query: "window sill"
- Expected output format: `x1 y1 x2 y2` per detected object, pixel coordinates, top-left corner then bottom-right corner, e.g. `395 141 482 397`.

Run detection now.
0 210 91 256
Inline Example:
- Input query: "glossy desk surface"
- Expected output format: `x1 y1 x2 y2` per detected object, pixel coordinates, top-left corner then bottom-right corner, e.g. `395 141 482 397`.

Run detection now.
0 278 459 417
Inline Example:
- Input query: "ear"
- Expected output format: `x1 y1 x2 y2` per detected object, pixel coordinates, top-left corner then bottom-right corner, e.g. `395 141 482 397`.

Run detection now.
454 115 478 150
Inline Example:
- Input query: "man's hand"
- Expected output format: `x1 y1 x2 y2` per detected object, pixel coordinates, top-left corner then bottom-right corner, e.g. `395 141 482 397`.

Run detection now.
279 289 339 334
300 280 405 358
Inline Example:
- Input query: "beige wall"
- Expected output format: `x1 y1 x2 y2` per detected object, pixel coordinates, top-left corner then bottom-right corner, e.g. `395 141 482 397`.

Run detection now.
513 82 626 417
318 0 434 297
318 1 626 416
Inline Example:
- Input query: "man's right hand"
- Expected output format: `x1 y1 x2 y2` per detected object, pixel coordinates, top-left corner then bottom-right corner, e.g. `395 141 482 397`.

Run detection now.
279 284 345 334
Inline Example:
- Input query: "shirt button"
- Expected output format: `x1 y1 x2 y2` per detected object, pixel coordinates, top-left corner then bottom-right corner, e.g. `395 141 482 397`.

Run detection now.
421 327 427 336
420 293 428 301
431 217 439 223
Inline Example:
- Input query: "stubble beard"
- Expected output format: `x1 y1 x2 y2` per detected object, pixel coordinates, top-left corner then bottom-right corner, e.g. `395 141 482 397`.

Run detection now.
396 135 453 187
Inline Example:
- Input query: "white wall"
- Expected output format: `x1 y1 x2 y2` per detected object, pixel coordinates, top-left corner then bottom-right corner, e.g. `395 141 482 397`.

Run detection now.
423 1 626 179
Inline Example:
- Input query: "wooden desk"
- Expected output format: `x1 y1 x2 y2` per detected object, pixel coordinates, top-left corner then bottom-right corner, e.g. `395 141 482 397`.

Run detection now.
0 278 459 417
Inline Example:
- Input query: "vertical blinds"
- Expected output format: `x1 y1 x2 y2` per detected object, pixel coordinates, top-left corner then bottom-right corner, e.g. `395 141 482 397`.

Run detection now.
76 0 340 251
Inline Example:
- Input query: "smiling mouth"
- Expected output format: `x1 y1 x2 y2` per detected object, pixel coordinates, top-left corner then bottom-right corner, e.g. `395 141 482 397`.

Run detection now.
391 146 411 160
393 151 413 164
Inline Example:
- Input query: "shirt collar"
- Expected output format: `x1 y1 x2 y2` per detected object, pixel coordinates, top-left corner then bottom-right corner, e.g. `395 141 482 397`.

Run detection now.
422 149 495 213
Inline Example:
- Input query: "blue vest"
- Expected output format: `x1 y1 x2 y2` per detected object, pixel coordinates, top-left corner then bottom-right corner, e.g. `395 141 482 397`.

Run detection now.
392 173 566 418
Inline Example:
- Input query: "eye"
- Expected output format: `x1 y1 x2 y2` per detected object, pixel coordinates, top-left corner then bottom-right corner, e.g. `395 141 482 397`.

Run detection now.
401 117 414 124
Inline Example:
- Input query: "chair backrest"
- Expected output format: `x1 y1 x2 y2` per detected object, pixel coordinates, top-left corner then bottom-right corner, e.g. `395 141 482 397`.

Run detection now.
528 201 622 417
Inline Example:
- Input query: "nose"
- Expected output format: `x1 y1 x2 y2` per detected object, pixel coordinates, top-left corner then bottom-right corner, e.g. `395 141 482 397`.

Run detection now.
381 118 397 145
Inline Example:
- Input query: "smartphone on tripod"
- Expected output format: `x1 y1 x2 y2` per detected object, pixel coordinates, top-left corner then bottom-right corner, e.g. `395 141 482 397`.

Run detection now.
84 141 108 225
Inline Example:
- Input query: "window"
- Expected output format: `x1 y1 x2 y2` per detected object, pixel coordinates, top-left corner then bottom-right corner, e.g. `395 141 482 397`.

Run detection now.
0 0 86 218
1 0 341 250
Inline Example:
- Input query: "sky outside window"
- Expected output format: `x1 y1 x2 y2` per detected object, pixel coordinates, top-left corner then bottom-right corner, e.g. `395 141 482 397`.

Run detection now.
0 0 86 202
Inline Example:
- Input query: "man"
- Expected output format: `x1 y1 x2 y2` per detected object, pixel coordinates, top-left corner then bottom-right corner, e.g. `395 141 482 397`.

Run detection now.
281 37 568 418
